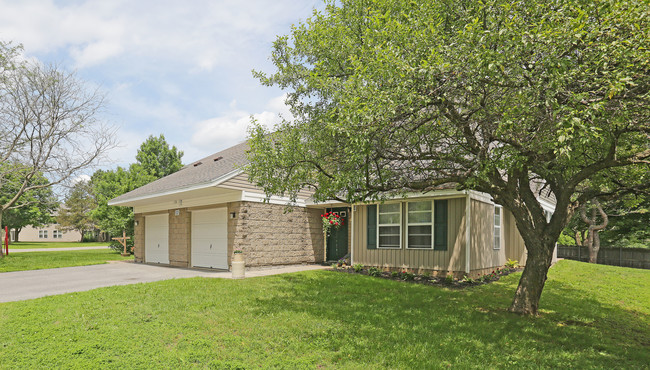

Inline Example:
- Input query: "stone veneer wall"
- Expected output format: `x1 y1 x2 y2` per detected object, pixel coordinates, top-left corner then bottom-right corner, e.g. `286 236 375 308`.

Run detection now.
134 201 324 269
168 208 190 267
227 201 325 267
134 214 145 263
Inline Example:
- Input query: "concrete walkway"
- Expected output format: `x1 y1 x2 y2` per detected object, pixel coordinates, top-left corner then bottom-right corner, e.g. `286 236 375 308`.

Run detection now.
0 262 329 303
9 246 109 253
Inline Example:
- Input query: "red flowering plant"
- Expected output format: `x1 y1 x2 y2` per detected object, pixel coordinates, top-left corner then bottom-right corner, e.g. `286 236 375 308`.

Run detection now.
321 211 344 235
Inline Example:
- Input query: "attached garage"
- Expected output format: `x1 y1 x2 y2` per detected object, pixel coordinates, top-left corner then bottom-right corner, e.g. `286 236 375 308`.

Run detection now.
145 213 169 264
191 208 228 269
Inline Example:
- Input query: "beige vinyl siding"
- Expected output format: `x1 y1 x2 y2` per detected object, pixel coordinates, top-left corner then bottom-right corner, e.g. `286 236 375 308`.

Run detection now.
219 172 315 200
470 199 506 271
503 208 528 265
353 197 466 272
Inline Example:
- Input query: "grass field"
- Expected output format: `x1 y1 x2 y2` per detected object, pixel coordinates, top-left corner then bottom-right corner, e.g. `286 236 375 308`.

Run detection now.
0 260 647 368
7 241 110 249
0 249 133 273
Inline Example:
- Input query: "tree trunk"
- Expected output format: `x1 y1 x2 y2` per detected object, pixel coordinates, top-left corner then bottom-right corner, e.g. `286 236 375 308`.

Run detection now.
509 239 555 315
580 200 608 264
589 232 601 263
575 231 583 246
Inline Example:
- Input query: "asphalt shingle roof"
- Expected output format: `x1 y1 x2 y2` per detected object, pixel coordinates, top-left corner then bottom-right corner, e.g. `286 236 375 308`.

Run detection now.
110 141 249 204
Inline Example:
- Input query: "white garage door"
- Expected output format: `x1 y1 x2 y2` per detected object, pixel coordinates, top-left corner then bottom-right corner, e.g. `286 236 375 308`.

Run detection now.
145 213 169 264
191 208 228 269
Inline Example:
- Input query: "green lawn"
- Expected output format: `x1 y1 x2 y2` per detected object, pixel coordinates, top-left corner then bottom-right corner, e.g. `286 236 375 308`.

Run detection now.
8 241 110 249
0 249 133 273
0 260 647 368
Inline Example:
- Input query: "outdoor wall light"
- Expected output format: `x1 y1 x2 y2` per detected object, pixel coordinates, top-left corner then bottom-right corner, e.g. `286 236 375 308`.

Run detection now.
230 212 236 219
134 220 139 226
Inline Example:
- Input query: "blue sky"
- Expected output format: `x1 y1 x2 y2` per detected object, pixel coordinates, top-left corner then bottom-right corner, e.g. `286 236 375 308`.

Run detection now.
0 0 322 175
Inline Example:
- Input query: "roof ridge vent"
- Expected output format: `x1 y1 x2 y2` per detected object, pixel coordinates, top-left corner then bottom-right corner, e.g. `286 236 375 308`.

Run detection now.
193 161 203 167
213 156 223 162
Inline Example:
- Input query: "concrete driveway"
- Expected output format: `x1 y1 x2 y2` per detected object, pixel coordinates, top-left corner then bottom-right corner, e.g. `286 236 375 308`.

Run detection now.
0 262 328 303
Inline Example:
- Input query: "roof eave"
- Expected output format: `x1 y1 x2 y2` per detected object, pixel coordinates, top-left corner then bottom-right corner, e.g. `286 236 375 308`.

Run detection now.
108 168 243 206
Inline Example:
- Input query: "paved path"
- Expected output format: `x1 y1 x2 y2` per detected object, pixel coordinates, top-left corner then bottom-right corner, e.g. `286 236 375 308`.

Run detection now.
0 262 329 303
9 246 109 253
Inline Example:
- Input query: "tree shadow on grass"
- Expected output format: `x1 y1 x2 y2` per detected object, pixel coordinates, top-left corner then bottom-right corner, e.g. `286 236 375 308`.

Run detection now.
246 271 650 368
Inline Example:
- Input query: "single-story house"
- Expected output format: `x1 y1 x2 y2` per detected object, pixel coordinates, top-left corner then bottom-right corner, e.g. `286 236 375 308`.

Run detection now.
10 224 78 242
109 141 556 277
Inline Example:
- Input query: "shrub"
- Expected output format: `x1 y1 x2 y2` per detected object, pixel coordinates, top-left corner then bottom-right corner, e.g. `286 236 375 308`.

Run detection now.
401 271 415 281
353 263 364 273
505 259 519 268
391 271 400 278
368 267 381 277
445 274 454 284
461 275 475 284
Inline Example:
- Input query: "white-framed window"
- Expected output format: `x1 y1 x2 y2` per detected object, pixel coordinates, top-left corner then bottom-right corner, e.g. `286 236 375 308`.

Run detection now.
53 230 63 239
494 205 502 250
407 200 433 249
378 203 401 248
39 230 48 239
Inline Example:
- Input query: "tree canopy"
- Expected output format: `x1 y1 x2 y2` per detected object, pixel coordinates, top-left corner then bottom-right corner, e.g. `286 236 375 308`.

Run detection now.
135 134 184 178
247 0 649 314
57 180 97 241
91 135 184 238
0 170 57 238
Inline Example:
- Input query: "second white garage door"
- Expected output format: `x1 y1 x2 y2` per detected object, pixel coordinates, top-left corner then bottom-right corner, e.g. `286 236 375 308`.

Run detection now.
191 208 228 269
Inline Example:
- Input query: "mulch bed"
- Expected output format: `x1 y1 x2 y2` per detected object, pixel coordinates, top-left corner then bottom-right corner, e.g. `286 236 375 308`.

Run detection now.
329 266 523 288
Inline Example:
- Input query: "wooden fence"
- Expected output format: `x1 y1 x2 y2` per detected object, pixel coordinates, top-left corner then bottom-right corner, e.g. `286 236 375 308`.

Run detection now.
557 245 650 269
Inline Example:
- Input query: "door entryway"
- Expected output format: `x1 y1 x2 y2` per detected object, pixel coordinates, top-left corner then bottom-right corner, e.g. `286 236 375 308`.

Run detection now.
326 207 349 261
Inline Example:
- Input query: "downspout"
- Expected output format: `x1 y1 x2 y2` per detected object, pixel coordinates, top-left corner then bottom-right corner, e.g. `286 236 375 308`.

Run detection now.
465 192 471 274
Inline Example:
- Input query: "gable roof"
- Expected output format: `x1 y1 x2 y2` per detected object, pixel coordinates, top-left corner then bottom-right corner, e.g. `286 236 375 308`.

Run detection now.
109 141 249 205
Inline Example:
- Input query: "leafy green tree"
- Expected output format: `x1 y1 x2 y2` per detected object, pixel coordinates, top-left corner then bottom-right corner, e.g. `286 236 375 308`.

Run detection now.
600 195 650 249
57 180 97 242
135 134 184 178
247 0 650 314
0 171 57 241
91 135 184 241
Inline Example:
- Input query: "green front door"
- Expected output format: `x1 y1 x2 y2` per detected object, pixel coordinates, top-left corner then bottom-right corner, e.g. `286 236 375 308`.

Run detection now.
326 207 349 261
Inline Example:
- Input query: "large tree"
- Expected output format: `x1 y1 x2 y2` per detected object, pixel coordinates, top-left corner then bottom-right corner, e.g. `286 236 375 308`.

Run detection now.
247 0 650 314
0 170 57 241
135 134 184 179
57 180 97 241
91 135 184 238
0 43 116 255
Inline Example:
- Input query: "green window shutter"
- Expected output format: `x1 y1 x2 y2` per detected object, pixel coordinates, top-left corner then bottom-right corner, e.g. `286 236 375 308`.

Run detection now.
367 204 377 249
434 200 448 250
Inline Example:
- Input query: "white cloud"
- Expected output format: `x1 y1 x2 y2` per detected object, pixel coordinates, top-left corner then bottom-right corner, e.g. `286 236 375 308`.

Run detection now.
0 0 318 70
188 94 291 158
71 174 91 184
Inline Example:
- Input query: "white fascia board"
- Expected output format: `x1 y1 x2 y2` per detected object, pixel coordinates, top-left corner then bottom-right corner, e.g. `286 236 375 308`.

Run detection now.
469 190 556 213
108 169 243 206
241 191 307 207
468 190 494 204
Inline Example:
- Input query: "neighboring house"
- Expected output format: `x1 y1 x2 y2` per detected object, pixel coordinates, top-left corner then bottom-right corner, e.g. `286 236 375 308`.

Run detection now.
109 141 557 277
11 224 79 242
